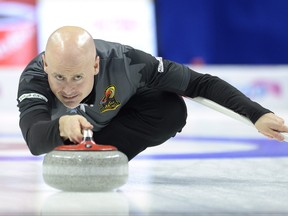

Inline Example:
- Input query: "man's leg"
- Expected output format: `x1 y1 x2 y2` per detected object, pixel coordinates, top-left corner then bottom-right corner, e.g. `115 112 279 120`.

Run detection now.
93 89 187 160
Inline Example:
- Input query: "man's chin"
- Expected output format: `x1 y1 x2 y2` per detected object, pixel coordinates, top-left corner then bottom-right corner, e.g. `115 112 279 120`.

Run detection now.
62 101 80 109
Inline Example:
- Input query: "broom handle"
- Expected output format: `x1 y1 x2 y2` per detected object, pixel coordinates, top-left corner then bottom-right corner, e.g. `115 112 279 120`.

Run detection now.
190 97 288 142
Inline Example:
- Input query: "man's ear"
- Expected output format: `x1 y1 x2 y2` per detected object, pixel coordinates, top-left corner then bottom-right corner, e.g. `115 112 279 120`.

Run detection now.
42 54 48 73
94 56 100 75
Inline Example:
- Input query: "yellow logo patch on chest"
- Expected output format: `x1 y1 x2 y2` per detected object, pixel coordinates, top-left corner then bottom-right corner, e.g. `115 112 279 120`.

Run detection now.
100 85 121 113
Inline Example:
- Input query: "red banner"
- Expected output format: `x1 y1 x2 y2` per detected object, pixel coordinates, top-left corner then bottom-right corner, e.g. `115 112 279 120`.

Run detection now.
0 0 37 66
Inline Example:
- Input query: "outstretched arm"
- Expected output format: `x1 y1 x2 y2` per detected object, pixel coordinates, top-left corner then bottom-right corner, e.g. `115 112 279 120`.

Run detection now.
120 49 288 141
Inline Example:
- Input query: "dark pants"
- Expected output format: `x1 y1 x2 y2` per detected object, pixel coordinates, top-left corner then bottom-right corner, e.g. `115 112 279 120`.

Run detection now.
93 89 187 160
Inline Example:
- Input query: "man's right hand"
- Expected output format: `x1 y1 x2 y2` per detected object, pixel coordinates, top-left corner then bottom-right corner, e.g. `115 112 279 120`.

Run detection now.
59 115 93 143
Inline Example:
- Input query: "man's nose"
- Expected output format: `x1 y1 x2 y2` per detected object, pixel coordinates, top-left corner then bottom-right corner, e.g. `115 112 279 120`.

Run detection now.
62 82 75 95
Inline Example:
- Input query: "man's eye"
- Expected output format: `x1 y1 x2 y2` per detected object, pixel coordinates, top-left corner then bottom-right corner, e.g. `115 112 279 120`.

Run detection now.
74 75 83 81
55 75 64 81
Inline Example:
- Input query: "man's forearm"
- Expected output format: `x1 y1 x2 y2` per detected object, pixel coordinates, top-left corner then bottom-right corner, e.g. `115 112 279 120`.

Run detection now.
20 110 63 155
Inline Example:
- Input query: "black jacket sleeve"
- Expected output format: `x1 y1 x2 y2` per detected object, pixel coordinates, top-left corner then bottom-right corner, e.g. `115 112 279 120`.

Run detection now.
19 109 63 155
129 49 271 124
183 71 272 123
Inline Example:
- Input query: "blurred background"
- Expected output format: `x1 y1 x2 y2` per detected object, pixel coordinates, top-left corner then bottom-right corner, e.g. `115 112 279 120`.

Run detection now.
156 0 288 65
0 0 287 137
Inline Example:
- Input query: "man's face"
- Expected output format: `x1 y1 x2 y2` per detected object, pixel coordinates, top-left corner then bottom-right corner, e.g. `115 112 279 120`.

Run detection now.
42 54 99 108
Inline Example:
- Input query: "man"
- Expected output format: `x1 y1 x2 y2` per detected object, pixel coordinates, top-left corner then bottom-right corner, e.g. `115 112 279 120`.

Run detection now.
17 26 288 160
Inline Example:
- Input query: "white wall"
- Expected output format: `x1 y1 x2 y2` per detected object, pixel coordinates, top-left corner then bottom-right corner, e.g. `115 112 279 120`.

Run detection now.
37 0 157 55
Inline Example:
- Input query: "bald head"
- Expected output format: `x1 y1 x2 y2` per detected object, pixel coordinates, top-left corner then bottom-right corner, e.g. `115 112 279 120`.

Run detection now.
44 26 96 67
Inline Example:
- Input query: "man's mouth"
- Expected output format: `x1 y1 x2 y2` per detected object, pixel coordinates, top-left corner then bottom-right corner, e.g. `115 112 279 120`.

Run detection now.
62 95 78 100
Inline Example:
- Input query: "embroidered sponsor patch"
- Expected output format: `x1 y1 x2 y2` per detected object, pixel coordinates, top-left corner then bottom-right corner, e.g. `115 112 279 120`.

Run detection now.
100 85 121 113
18 93 48 102
155 57 164 73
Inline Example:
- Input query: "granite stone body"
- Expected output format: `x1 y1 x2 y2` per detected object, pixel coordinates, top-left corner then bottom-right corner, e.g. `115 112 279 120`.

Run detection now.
43 150 128 192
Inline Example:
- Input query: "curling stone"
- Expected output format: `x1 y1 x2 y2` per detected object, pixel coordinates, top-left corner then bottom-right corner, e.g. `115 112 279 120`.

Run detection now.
42 129 128 192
